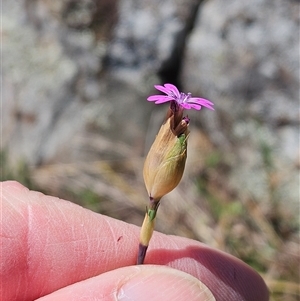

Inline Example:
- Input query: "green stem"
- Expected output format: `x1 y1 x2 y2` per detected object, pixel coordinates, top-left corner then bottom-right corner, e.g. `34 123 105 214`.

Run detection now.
137 198 160 264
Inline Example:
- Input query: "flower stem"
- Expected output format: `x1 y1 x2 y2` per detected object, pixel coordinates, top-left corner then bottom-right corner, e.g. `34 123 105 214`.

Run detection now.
137 198 160 264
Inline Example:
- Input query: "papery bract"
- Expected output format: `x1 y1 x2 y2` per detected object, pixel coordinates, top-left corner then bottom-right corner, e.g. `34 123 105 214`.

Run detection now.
143 114 189 201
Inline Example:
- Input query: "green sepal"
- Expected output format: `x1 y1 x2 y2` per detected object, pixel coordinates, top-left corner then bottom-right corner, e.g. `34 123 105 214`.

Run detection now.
148 208 157 221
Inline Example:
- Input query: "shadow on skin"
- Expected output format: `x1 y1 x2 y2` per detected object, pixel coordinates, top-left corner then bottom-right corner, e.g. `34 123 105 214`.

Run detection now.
146 245 269 301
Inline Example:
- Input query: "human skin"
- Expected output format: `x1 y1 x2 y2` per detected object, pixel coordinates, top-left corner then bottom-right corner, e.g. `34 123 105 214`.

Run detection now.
0 181 269 301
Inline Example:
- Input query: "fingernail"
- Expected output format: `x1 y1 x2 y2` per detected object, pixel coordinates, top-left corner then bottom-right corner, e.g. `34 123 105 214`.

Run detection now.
117 266 215 301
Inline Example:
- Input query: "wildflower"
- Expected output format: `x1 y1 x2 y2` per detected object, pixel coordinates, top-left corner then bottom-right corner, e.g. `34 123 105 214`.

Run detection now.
137 83 214 264
143 83 214 202
147 83 214 111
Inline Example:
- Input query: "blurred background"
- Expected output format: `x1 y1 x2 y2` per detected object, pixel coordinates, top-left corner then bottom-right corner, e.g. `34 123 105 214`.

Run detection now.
2 0 299 299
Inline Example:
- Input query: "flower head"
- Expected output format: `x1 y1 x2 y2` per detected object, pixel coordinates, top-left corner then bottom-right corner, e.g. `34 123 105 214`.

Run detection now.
143 83 214 201
147 83 214 111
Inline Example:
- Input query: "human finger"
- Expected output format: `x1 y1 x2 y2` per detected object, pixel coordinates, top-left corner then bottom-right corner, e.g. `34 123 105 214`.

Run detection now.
1 181 268 301
37 265 215 301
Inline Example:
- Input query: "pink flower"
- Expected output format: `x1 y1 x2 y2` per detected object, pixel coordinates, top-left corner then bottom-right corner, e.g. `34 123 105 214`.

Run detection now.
147 83 214 111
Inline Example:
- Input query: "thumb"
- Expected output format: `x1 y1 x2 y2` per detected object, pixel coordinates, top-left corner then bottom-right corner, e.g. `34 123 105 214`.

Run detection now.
37 265 215 301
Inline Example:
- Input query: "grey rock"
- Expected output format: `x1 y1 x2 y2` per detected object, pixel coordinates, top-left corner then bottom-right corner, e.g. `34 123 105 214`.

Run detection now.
182 0 299 209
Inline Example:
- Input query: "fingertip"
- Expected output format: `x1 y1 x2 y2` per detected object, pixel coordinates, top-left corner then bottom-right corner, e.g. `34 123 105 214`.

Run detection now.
144 236 269 301
117 265 215 301
37 265 216 301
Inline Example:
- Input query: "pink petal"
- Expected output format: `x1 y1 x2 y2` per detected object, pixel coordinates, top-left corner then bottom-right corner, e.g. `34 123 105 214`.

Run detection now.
147 95 161 101
164 84 180 98
197 102 214 110
180 103 192 110
155 98 172 104
147 95 173 103
154 85 170 95
147 95 167 101
189 97 214 106
188 98 214 110
188 103 202 110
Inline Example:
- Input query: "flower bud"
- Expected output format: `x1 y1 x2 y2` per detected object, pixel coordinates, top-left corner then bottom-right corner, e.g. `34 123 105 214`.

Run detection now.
143 113 189 201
